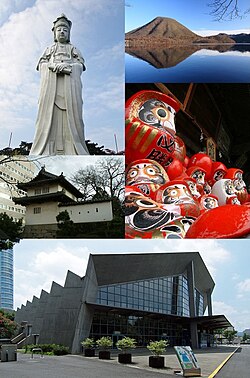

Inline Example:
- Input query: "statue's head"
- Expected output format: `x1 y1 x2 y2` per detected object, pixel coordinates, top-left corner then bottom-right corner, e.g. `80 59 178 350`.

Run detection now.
52 14 72 43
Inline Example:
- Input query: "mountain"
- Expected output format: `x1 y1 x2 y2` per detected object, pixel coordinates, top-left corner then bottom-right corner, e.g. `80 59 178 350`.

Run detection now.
126 17 199 40
126 17 235 46
230 33 250 43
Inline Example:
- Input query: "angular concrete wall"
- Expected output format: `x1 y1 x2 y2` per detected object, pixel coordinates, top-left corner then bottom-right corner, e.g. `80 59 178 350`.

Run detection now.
14 273 85 350
53 271 84 350
31 290 49 336
71 255 98 354
38 282 63 344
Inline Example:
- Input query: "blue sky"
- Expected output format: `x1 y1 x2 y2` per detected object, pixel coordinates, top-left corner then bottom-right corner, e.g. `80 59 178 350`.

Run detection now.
0 0 124 151
125 0 250 35
14 238 250 332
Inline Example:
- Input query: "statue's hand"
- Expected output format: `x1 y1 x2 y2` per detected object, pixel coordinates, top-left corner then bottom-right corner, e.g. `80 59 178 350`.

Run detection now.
48 63 72 74
55 63 72 74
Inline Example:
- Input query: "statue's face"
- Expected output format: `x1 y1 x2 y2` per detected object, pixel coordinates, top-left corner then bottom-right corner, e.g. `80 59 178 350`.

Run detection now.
55 25 69 43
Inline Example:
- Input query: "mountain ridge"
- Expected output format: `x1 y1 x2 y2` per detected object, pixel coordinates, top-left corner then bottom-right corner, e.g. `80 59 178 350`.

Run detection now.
126 17 236 46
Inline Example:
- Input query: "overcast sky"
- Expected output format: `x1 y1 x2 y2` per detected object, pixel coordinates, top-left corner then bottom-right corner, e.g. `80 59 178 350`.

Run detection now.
0 0 124 152
125 0 250 35
30 155 123 177
14 238 250 332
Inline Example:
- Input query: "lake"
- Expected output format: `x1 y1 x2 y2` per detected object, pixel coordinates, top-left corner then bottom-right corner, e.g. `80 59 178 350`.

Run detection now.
125 44 250 83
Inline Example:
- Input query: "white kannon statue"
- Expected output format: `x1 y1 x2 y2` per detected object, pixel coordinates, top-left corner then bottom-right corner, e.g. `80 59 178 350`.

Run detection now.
30 14 89 155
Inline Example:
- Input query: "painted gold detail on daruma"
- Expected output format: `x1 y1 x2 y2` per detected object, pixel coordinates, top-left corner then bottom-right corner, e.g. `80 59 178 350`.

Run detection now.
140 129 159 153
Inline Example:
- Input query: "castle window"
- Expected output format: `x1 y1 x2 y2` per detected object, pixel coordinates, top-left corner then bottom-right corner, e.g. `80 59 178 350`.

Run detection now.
33 207 41 214
34 188 41 195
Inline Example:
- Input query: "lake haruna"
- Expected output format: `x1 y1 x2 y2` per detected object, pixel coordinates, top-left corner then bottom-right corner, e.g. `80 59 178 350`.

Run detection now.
125 45 250 83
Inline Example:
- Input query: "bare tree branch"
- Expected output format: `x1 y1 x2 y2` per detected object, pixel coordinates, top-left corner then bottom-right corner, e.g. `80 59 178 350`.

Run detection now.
71 157 125 201
0 155 49 196
207 0 247 20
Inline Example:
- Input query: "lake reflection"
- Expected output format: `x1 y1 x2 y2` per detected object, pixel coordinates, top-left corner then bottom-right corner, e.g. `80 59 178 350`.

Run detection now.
125 44 250 83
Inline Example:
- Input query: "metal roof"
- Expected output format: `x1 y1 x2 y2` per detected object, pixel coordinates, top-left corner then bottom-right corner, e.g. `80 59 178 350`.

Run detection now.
90 252 215 295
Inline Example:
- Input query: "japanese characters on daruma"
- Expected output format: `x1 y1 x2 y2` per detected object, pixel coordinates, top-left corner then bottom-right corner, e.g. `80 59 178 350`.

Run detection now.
125 90 250 239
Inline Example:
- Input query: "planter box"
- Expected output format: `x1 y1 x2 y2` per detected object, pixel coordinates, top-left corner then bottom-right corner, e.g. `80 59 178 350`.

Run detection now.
99 350 110 360
118 353 132 364
149 355 165 368
84 349 95 357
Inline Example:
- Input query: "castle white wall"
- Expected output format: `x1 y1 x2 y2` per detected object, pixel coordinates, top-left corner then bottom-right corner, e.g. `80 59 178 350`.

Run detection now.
24 200 113 225
61 201 113 223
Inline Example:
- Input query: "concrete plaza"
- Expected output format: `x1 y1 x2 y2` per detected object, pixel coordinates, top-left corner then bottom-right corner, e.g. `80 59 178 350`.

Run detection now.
0 346 238 378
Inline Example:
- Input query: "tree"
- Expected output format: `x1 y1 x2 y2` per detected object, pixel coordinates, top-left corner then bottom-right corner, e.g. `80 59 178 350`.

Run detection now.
214 328 224 344
208 0 250 21
71 157 124 204
0 213 23 249
0 309 17 339
223 329 237 343
242 332 248 342
56 210 78 238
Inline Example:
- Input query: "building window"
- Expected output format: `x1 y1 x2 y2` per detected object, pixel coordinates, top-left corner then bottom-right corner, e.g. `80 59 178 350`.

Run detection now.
96 274 198 318
34 188 41 195
96 208 99 212
42 187 49 194
33 207 41 214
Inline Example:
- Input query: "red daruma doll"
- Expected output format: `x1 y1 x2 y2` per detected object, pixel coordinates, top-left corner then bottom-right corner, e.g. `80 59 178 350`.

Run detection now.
199 194 219 214
224 168 248 204
155 180 201 218
211 179 240 206
208 161 227 187
125 159 169 198
125 90 180 167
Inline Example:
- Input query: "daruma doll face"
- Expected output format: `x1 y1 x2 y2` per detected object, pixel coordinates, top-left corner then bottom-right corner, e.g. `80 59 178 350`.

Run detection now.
126 90 180 167
126 160 168 186
137 98 177 134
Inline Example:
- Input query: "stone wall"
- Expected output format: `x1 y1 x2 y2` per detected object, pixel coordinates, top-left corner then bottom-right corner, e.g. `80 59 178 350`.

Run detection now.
22 224 58 238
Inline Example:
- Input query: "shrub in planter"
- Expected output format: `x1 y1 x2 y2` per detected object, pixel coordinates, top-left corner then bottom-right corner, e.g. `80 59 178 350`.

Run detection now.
53 345 69 356
81 338 95 357
96 336 113 359
116 337 137 364
147 340 169 368
25 343 69 356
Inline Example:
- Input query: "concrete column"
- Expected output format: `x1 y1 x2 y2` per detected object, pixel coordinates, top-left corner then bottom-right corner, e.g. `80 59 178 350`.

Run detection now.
206 289 213 316
190 322 199 349
187 261 199 349
187 260 196 317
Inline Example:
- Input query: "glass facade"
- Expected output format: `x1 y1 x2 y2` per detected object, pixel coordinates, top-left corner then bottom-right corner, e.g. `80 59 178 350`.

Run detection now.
90 312 190 347
0 248 13 310
96 275 204 317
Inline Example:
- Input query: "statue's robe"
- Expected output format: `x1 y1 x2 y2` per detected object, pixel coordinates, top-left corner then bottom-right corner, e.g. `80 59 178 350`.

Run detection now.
30 42 89 155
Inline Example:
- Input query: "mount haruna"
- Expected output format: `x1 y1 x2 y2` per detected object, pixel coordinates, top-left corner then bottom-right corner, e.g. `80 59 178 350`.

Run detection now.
125 17 235 47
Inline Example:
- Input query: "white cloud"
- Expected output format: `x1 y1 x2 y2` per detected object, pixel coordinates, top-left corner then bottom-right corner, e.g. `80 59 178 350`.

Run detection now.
0 0 35 25
27 155 125 179
193 28 250 36
14 244 90 309
232 273 240 281
152 239 231 278
193 49 250 57
89 42 124 70
213 300 250 331
213 301 237 316
237 278 250 293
